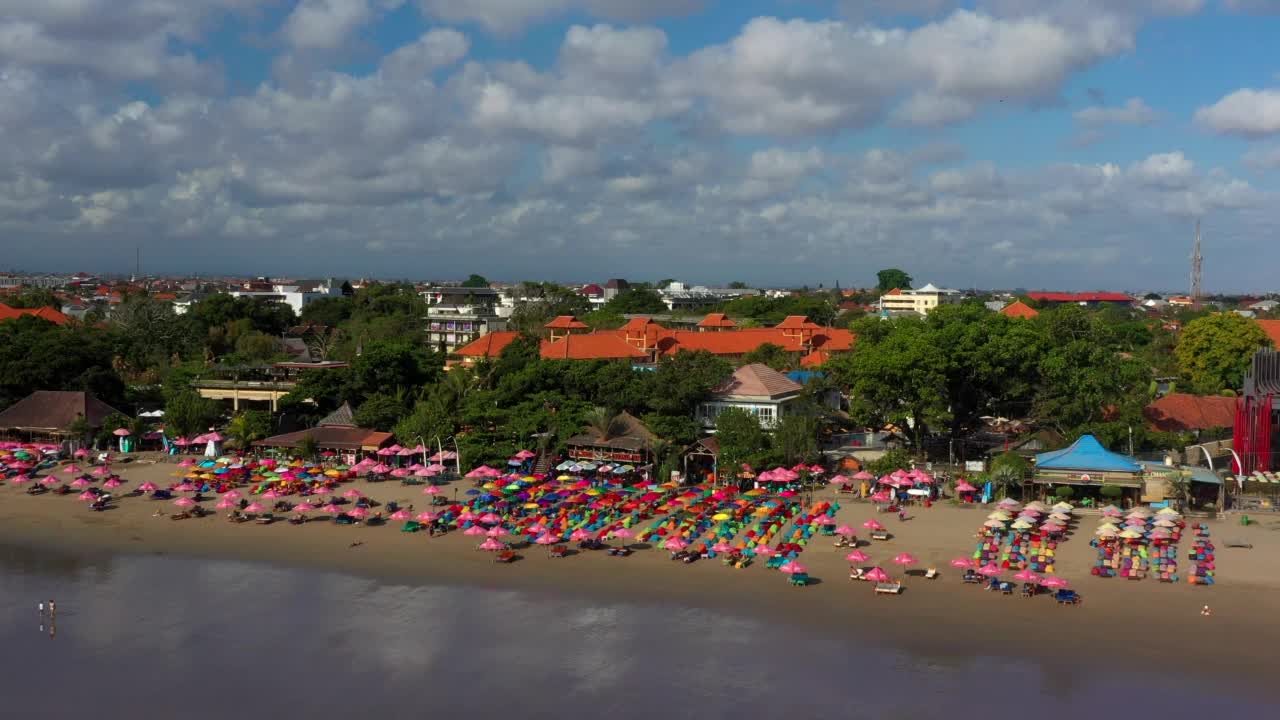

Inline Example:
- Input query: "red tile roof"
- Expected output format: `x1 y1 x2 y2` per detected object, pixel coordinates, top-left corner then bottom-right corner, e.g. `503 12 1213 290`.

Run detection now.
1144 393 1236 432
883 288 902 295
541 334 648 360
0 303 70 325
1025 291 1132 303
1256 319 1280 347
579 284 604 296
999 300 1039 319
454 331 521 359
544 315 589 330
696 313 736 328
775 315 821 330
800 350 829 368
152 293 177 301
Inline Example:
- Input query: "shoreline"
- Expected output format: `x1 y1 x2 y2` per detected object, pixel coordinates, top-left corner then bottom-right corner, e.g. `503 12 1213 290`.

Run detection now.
4 463 1280 686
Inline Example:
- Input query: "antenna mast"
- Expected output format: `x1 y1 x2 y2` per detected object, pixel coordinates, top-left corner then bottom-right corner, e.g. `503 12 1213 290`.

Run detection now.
1190 220 1202 300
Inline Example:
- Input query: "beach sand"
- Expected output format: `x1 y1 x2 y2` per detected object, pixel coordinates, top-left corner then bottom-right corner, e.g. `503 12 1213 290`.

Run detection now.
5 457 1280 683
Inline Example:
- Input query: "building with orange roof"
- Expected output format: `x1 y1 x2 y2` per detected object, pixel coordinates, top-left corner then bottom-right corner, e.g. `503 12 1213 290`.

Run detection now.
1257 319 1280 348
452 331 522 367
540 333 649 361
544 315 590 342
0 303 70 326
696 313 736 330
999 300 1039 319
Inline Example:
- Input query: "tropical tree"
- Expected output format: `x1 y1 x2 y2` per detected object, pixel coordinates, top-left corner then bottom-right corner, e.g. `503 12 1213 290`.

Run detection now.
1175 313 1271 393
714 408 768 479
461 274 490 288
164 390 222 438
876 268 912 292
583 407 624 441
741 342 792 371
772 410 819 465
296 433 318 461
226 410 273 449
1164 472 1192 510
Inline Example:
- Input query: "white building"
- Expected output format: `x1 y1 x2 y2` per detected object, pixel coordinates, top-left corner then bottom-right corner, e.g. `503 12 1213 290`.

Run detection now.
229 279 342 315
697 363 804 430
422 286 508 353
878 283 961 316
659 281 759 311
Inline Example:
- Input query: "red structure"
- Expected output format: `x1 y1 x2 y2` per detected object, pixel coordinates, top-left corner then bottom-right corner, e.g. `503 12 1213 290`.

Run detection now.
1234 350 1280 474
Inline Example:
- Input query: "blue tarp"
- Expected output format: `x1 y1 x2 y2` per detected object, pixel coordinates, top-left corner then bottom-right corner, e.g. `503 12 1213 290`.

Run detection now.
1034 434 1142 473
786 371 826 385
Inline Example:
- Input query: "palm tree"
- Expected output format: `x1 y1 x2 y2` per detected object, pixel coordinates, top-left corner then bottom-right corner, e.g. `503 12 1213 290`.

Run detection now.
1165 472 1192 511
584 407 623 441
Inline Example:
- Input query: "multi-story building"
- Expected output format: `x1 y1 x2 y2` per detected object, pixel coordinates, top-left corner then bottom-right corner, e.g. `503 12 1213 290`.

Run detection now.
228 278 343 315
877 283 961 316
423 286 508 353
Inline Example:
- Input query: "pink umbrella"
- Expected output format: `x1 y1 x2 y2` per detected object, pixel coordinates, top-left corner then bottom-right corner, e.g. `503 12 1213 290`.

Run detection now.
389 510 413 521
174 482 196 492
463 526 487 536
828 475 850 486
177 459 195 468
852 470 874 481
479 512 502 524
138 482 158 492
535 533 560 545
103 478 122 489
870 490 893 503
390 468 411 478
892 552 917 567
91 466 111 477
479 538 505 551
78 491 97 501
1040 523 1065 533
261 490 281 499
711 541 734 553
292 503 314 513
955 481 977 492
414 469 433 478
835 525 855 536
949 558 974 569
61 464 81 474
319 503 342 514
1013 570 1041 583
244 502 266 513
422 485 442 495
173 497 196 508
784 562 808 575
570 529 592 541
1041 576 1070 589
811 515 835 526
215 499 238 509
846 550 870 563
753 545 775 557
73 448 90 458
458 511 477 523
40 477 60 487
864 567 890 583
862 519 884 531
371 464 391 474
346 507 368 519
222 490 243 500
10 475 31 484
343 489 363 499
425 464 446 473
416 511 439 522
977 563 1002 577
778 560 799 573
485 526 506 537
69 478 91 488
663 537 689 551
113 428 131 437
515 450 537 459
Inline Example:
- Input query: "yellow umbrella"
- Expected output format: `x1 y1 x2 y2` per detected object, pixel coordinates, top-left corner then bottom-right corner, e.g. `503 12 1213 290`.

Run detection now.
482 482 497 490
523 502 539 509
712 513 731 521
585 489 601 496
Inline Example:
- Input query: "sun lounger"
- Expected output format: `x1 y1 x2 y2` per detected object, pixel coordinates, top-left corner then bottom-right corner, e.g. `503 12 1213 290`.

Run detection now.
400 521 422 533
999 581 1014 595
924 568 938 579
874 582 902 595
548 545 567 558
963 572 981 584
495 550 516 563
1020 583 1035 598
869 530 890 541
850 568 866 581
1224 538 1253 549
255 513 276 525
1054 589 1081 606
170 511 192 521
733 557 752 569
986 577 1001 591
789 573 810 586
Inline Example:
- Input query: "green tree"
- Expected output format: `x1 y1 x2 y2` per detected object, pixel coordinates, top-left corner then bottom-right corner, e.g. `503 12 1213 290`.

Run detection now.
1174 313 1271 393
353 392 411 430
741 343 792 371
296 433 318 461
6 288 60 309
645 351 733 416
506 283 593 335
773 410 818 464
299 296 353 327
232 331 283 364
713 407 768 479
348 340 440 401
603 288 668 314
110 296 198 376
226 410 273 449
461 274 490 288
866 448 913 475
164 390 221 438
727 281 750 289
876 269 913 293
0 315 123 408
989 452 1028 498
1165 472 1192 510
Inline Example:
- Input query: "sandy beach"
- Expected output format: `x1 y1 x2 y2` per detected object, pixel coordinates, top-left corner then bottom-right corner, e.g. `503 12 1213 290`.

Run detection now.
4 456 1280 684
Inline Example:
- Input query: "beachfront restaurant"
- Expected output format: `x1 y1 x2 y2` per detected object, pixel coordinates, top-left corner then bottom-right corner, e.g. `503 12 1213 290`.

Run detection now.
253 403 394 462
1028 434 1145 506
563 411 654 470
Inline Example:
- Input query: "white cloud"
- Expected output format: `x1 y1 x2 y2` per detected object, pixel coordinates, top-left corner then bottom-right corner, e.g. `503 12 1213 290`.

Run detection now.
283 0 374 50
1195 88 1280 137
1074 97 1157 126
379 29 469 81
414 0 702 34
1243 144 1280 170
1128 151 1195 188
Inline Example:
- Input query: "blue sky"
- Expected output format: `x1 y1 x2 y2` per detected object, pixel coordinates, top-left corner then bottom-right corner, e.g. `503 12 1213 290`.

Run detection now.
3 0 1280 291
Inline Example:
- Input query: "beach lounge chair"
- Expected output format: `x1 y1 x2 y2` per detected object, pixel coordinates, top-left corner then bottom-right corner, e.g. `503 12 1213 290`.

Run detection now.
850 568 866 581
869 530 890 541
548 545 568 558
1020 583 1035 598
789 573 810 587
985 577 1001 591
170 511 192 521
400 520 422 533
874 582 903 595
255 513 276 525
733 556 752 569
495 550 516 563
1054 590 1081 606
1224 538 1253 549
999 581 1014 595
924 567 938 579
963 571 981 584
833 536 849 547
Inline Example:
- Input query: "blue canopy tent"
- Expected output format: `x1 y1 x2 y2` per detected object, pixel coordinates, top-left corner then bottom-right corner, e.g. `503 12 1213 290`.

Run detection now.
1032 434 1145 503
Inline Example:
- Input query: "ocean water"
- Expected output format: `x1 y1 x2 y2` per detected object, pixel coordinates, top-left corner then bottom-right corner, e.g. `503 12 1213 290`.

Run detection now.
0 543 1262 720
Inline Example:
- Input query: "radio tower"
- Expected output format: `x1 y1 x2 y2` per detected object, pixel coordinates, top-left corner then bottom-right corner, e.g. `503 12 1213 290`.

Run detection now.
1190 219 1202 300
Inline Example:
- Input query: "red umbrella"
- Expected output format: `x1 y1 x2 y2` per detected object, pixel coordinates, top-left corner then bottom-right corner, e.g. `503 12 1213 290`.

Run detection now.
864 567 890 583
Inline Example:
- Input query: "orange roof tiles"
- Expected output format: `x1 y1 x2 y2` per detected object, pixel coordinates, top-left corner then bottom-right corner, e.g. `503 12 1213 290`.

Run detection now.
541 334 648 360
1257 319 1280 347
776 315 820 329
544 315 589 330
1144 393 1236 432
0 303 70 325
454 331 521 359
883 288 902 295
800 350 829 368
697 313 736 328
999 300 1039 319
